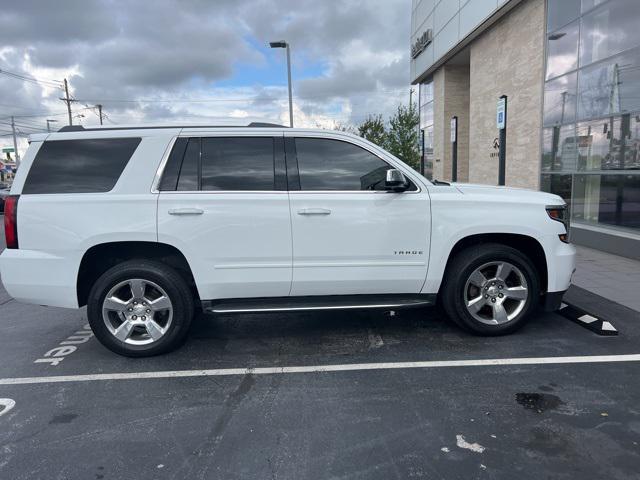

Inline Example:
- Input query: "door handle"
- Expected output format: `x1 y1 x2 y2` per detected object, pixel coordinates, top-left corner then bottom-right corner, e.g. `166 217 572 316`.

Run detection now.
168 208 204 216
297 208 331 215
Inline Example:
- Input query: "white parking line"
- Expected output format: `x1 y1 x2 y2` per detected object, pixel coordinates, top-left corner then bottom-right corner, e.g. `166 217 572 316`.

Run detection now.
1 353 640 386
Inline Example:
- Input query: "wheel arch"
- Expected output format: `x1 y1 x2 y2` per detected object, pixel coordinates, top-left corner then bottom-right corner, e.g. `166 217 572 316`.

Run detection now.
77 241 198 307
440 233 548 294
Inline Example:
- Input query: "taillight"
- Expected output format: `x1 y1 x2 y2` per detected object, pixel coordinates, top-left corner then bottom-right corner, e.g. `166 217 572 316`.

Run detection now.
4 195 19 249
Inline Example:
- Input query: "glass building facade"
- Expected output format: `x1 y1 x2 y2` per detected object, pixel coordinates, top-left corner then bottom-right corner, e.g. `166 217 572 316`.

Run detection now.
419 80 434 180
542 0 640 234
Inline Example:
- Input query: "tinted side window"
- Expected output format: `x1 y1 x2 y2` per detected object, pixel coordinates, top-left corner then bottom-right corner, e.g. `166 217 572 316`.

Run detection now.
159 138 188 191
295 138 393 191
23 138 141 194
201 137 274 191
176 138 199 191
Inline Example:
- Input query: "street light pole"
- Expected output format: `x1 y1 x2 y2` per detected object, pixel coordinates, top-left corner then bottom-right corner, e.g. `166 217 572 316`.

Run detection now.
285 44 293 128
269 40 294 127
10 116 20 167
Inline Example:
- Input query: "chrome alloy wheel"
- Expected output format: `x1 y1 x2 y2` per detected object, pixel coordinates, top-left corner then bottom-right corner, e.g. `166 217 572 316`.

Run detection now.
102 279 173 345
463 261 529 325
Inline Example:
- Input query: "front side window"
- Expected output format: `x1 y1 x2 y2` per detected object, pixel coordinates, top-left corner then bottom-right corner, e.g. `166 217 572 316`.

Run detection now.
295 138 411 191
23 137 141 194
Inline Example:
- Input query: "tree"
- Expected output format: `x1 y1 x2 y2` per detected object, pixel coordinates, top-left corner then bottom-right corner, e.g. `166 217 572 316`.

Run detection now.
328 121 357 134
357 114 386 147
385 103 420 170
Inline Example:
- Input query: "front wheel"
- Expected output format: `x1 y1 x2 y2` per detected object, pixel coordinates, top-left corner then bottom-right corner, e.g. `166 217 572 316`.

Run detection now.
87 260 195 356
441 243 540 335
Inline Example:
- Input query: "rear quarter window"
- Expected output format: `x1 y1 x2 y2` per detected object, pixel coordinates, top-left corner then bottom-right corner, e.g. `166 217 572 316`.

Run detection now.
22 138 141 194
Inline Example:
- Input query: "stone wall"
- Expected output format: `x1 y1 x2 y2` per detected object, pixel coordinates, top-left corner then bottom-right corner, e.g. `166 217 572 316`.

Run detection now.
432 65 470 182
468 0 545 189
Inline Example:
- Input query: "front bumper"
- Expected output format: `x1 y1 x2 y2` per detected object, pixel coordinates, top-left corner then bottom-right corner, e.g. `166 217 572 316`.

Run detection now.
541 289 567 312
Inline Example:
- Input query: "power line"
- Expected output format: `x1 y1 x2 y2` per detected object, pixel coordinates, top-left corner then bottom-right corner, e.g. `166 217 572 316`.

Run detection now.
0 68 64 89
69 87 408 105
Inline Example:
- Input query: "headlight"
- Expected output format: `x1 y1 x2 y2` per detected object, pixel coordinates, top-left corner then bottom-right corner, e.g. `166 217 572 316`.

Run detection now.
546 205 570 243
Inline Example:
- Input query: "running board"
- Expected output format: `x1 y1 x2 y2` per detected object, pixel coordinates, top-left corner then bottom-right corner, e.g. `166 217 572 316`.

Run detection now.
202 294 436 314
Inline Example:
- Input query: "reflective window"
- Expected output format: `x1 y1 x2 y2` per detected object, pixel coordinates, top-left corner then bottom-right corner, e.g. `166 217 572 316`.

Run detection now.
420 104 434 129
547 0 580 32
295 138 404 191
576 115 640 170
542 0 640 237
423 124 434 180
201 137 274 191
580 0 640 67
577 48 640 120
541 174 573 206
23 138 141 194
176 138 199 191
159 138 188 191
572 174 640 229
542 125 578 172
546 20 579 79
419 80 434 130
581 0 607 14
543 72 577 125
420 81 433 105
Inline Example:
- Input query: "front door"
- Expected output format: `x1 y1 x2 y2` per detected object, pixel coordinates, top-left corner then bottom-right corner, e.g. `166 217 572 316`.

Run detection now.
157 134 292 300
286 134 431 296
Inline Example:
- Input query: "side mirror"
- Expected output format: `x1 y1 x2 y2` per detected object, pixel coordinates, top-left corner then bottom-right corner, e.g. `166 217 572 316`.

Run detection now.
385 169 409 192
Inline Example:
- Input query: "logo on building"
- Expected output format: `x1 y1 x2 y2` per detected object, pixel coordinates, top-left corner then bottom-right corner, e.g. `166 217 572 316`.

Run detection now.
490 138 500 158
411 29 433 59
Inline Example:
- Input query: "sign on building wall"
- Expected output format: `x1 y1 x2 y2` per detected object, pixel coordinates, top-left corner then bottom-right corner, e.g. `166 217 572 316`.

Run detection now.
411 29 433 59
496 98 506 130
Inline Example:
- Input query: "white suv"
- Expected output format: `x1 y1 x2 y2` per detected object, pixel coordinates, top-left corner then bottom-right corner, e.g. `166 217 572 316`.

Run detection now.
0 124 575 356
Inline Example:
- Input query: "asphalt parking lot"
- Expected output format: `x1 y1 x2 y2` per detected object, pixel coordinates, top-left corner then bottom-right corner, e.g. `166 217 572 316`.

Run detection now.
1 218 640 479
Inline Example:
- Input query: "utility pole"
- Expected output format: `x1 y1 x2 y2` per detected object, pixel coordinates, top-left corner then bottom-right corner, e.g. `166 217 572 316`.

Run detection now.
409 88 414 108
11 116 20 167
61 78 73 126
97 104 103 125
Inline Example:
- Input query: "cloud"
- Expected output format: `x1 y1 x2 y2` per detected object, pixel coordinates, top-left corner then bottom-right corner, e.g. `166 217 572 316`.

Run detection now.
1 0 411 148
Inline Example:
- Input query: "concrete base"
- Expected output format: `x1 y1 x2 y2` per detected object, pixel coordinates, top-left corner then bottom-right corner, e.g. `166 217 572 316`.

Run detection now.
571 224 640 261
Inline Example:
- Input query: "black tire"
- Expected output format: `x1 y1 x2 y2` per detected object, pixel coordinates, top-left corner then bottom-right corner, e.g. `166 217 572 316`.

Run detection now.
441 243 540 336
87 260 195 357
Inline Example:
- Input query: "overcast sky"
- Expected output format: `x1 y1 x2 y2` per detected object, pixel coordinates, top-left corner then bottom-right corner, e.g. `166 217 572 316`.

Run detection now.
0 0 412 150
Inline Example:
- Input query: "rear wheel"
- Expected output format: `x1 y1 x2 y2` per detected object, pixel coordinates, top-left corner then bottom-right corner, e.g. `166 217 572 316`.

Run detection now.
441 243 540 335
87 260 194 356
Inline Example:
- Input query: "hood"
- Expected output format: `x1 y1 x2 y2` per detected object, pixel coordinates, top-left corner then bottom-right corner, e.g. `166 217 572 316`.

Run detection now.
451 182 564 206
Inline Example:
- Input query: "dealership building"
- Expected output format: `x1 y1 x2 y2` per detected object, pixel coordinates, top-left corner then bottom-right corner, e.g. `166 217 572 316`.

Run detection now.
411 0 640 258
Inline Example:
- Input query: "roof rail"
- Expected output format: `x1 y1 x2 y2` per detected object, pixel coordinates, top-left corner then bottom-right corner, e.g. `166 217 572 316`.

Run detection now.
57 122 286 133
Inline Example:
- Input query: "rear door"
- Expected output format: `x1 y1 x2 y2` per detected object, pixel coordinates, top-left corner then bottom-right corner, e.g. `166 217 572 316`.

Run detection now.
286 133 431 296
157 132 292 300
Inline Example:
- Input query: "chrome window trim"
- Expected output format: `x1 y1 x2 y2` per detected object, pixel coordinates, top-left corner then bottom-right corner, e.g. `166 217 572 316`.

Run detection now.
152 132 427 195
151 136 179 193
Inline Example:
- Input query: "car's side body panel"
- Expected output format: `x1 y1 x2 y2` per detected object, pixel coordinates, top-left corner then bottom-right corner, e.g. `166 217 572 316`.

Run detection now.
422 184 576 295
0 126 575 313
157 191 293 300
1 130 177 308
284 130 432 296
